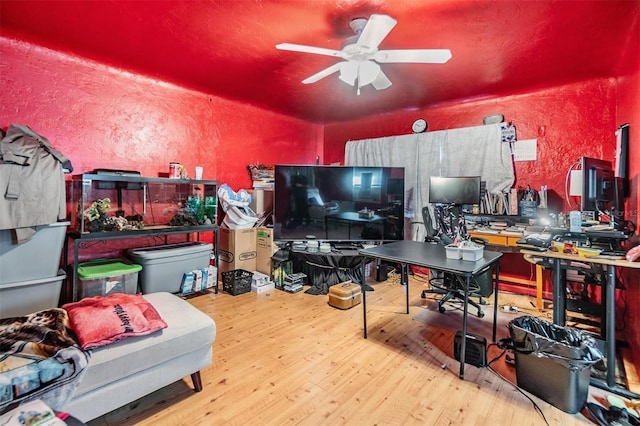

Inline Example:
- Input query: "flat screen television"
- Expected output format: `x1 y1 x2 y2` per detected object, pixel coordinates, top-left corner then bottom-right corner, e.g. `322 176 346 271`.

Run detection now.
428 176 481 206
274 165 405 242
580 157 614 213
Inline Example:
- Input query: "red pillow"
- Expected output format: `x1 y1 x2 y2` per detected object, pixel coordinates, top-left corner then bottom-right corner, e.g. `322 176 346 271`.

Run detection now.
62 293 167 350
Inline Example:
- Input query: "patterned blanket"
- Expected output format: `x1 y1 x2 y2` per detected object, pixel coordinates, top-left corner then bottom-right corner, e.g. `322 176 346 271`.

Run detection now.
0 308 90 414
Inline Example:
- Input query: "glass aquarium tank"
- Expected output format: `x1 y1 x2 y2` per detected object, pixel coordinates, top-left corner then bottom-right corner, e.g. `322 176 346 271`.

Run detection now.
69 172 218 234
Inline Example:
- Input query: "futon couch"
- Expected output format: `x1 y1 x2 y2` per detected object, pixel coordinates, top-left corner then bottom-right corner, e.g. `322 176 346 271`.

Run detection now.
63 292 216 422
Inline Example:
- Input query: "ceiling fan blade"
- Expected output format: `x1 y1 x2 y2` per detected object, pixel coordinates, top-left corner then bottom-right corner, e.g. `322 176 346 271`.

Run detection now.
356 14 397 52
276 43 343 58
302 63 342 84
374 49 452 63
371 69 392 90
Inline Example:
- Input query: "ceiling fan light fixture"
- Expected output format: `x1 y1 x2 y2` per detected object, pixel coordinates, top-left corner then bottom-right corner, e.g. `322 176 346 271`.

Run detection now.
338 61 383 93
276 14 451 93
338 61 358 85
358 61 380 86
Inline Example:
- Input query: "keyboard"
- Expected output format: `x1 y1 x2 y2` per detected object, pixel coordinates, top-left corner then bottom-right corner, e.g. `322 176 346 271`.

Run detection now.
585 229 630 240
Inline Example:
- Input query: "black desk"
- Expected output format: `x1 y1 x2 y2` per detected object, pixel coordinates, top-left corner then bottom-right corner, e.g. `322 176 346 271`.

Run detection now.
289 249 368 295
522 249 640 398
359 240 502 379
325 212 385 239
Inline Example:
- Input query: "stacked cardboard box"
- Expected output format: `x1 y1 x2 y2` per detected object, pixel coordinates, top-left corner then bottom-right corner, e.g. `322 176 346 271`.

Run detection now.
256 226 277 275
218 227 257 276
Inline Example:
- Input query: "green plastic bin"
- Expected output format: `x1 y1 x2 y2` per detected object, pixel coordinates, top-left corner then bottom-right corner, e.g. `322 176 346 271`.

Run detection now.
76 258 142 300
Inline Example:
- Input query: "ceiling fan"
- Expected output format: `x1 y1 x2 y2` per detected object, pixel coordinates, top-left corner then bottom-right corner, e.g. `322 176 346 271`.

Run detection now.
276 14 452 95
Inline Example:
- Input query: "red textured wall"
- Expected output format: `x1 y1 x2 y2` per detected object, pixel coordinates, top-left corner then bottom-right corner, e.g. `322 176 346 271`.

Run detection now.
324 79 618 214
0 37 321 265
616 68 640 367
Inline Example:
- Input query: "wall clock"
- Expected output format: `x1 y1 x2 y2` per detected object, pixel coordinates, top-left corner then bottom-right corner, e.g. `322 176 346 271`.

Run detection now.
412 118 428 133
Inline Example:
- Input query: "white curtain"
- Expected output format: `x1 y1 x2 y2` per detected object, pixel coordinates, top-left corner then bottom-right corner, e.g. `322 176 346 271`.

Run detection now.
344 123 515 240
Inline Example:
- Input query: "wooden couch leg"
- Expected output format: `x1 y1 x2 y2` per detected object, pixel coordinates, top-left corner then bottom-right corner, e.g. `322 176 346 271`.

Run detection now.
191 372 203 392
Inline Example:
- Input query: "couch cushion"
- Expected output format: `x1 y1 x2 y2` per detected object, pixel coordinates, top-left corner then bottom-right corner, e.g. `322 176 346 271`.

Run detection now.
63 293 168 349
73 292 216 396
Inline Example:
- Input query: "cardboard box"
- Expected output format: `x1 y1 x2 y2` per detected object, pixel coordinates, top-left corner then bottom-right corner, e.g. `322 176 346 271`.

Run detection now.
218 227 257 275
249 189 273 217
256 226 277 275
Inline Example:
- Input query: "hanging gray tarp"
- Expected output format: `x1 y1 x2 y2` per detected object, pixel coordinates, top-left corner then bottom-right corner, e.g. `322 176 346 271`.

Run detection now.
344 123 514 241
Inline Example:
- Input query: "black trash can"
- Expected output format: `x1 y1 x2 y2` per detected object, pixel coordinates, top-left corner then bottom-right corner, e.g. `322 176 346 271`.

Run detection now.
508 316 603 414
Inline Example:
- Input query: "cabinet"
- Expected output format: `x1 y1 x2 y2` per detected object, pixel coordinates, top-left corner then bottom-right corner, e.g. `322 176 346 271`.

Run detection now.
468 230 544 310
66 173 219 301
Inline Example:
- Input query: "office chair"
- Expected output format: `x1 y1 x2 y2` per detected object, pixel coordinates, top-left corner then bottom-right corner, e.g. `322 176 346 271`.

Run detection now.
420 205 493 317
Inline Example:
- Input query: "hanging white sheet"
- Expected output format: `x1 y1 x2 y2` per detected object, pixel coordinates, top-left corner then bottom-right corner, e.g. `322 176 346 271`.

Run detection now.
344 123 515 240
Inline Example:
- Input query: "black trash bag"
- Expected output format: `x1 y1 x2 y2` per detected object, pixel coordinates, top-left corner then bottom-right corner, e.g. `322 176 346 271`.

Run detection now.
508 315 603 371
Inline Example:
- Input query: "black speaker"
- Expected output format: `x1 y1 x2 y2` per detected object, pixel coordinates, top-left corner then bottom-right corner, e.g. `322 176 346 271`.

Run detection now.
376 264 388 282
454 331 487 367
616 123 629 197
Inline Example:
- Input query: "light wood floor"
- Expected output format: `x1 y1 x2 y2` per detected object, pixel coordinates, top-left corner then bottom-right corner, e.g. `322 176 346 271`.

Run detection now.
88 272 628 426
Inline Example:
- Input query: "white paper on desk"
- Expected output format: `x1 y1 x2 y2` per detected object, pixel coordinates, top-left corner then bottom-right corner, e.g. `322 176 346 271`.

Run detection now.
513 139 537 161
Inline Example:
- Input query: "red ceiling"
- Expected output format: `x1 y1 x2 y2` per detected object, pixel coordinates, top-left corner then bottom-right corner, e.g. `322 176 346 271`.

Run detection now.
1 0 638 124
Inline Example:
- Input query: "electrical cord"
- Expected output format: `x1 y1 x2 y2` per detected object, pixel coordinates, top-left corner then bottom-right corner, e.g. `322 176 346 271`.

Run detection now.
487 341 550 426
564 160 581 211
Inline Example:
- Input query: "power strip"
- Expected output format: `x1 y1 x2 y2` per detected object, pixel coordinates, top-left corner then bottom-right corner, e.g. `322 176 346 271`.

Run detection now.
501 305 519 313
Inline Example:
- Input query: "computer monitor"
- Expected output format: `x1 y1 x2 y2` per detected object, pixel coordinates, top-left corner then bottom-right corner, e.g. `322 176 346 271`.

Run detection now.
580 157 614 214
429 176 481 206
612 176 626 230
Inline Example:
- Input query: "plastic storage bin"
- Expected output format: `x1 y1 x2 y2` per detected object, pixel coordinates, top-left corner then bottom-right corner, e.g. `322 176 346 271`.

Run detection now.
508 316 603 414
76 258 141 300
460 245 484 261
444 244 461 259
0 270 66 318
513 350 591 414
127 242 213 294
0 221 69 284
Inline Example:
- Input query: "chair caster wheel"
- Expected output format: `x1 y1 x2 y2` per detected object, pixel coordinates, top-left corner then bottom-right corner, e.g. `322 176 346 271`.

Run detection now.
477 311 485 318
438 306 446 314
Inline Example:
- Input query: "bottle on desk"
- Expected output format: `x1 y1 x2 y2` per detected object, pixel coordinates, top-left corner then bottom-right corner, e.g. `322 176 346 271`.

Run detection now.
558 213 566 228
569 211 582 232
